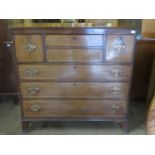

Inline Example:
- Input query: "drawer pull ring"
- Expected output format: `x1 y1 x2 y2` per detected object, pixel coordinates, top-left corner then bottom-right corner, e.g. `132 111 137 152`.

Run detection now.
28 87 40 95
111 67 121 77
111 105 119 112
111 86 120 94
26 43 36 52
25 68 39 76
30 104 41 112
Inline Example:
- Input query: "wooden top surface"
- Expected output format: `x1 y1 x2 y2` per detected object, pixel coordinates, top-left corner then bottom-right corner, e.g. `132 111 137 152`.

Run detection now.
9 23 155 41
136 38 155 43
9 23 137 35
9 23 95 28
9 23 129 29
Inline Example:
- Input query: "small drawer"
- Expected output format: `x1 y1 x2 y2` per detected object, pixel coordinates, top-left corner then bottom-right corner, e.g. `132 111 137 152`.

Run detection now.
23 99 127 118
18 64 131 81
106 35 134 63
47 48 102 63
14 35 43 62
46 35 104 47
20 82 129 99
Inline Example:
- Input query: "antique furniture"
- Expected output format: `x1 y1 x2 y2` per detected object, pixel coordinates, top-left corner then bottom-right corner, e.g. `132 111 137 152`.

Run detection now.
147 59 155 134
147 59 155 105
10 24 136 132
131 39 155 101
0 20 18 103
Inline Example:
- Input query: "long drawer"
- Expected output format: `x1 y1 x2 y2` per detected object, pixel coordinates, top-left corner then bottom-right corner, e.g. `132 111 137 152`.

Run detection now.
23 99 127 118
47 48 102 62
20 82 129 99
46 35 104 46
18 64 131 81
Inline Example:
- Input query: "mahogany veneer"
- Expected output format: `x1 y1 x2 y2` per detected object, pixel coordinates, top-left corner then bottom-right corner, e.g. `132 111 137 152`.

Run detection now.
10 24 136 132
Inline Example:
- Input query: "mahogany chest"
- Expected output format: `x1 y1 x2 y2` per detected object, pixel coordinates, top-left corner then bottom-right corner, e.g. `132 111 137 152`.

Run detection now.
10 24 136 132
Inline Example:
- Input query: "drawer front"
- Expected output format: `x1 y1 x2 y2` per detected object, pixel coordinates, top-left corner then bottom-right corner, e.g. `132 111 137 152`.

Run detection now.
21 82 129 99
106 35 134 63
14 35 43 62
18 64 131 81
23 100 127 118
46 35 104 46
47 48 102 62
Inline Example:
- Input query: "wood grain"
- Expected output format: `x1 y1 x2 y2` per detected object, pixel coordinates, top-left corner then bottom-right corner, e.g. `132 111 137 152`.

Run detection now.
47 48 102 62
106 35 134 63
10 26 136 130
23 99 127 118
20 82 129 99
46 35 104 46
18 64 131 81
14 35 43 62
131 40 155 100
0 20 17 94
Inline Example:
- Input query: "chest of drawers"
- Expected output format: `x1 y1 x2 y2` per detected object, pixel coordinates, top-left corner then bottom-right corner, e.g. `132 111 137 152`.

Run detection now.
10 25 136 132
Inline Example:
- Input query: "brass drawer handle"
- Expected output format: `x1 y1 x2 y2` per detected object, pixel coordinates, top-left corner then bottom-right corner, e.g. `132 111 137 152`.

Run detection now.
113 44 125 50
111 86 120 94
111 105 119 112
28 87 40 95
26 43 36 52
111 67 122 77
30 104 41 112
25 68 39 76
112 36 126 53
